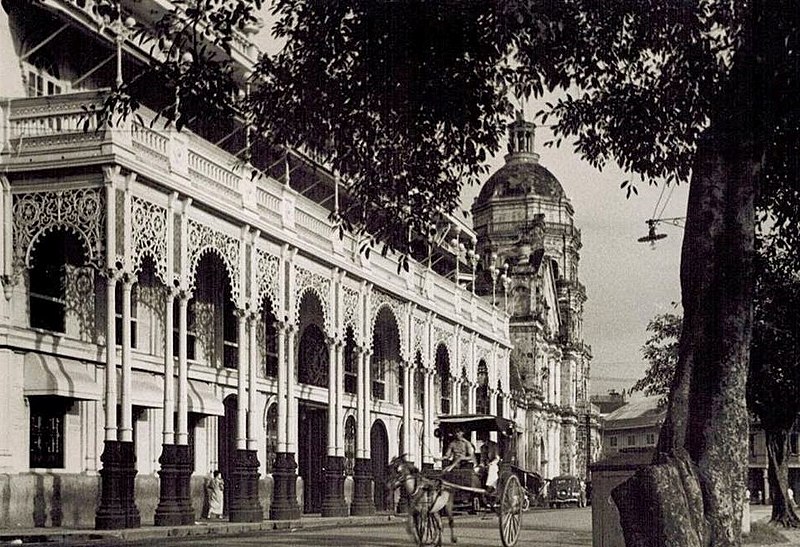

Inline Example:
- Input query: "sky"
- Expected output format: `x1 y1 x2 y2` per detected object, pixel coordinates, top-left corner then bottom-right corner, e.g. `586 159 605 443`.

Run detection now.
252 10 689 397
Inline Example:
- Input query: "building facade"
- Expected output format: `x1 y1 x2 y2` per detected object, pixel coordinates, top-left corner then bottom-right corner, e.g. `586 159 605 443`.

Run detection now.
0 0 515 528
471 115 600 480
600 397 664 456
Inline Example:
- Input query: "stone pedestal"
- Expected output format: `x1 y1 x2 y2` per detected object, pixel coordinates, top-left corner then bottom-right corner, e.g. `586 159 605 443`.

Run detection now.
154 444 181 526
349 458 375 516
321 456 348 517
270 452 302 520
228 449 263 522
96 440 140 529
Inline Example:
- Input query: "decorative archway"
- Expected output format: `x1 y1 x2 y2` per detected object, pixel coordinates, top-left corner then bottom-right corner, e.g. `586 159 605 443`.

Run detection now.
371 307 401 403
297 290 328 388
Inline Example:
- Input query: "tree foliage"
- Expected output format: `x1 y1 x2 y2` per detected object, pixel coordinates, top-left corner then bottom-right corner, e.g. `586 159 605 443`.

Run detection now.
631 310 681 403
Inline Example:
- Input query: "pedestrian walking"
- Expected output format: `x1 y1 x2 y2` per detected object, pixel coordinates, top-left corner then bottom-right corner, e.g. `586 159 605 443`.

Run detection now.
206 470 224 519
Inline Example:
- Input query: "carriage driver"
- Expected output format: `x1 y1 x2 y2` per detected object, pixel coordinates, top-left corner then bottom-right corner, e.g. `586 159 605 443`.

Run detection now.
442 428 477 472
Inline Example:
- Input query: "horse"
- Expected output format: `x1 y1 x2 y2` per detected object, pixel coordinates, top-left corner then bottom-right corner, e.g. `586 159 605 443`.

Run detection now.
387 454 458 546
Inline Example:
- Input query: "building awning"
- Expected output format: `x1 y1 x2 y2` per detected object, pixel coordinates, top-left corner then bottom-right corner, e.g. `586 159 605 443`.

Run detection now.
24 353 102 401
121 370 164 408
186 380 224 416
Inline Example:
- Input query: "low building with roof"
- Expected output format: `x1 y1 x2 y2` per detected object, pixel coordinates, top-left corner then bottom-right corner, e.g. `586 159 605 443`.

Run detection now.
601 397 665 455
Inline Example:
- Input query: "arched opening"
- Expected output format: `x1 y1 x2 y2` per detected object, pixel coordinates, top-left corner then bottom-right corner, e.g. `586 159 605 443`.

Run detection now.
218 394 238 516
370 420 389 511
28 228 88 334
260 299 279 378
371 307 401 403
435 344 451 415
187 252 237 367
460 367 470 413
297 292 328 388
413 352 425 414
264 403 278 474
343 326 357 394
476 360 489 415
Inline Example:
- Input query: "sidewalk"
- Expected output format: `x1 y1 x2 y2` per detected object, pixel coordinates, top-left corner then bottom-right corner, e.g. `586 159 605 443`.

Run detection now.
0 514 402 546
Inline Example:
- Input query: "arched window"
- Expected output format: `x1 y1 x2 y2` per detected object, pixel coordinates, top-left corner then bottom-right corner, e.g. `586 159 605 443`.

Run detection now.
344 326 357 394
29 230 85 333
262 303 278 378
265 403 278 473
476 360 489 414
298 324 328 387
344 416 357 476
436 345 451 415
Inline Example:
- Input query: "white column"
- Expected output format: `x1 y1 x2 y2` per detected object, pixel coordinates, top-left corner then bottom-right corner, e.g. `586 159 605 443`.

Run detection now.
176 294 189 445
402 362 411 456
276 323 288 452
335 340 345 456
162 290 175 445
247 313 258 451
356 347 370 459
286 325 298 453
425 369 437 463
237 311 247 451
104 275 118 442
327 336 337 457
119 277 134 442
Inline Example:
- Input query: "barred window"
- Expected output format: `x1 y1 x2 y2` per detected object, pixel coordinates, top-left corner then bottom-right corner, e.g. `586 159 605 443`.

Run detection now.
29 397 68 469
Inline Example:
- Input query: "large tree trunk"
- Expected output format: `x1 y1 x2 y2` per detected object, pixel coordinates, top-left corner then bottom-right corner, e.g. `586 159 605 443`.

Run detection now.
766 428 800 527
612 118 757 547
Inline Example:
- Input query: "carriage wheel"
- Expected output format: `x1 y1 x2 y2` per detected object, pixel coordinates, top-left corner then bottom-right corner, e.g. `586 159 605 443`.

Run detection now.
499 474 523 547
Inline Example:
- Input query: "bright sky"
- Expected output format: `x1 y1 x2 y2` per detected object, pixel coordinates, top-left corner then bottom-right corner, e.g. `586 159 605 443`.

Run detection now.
252 8 690 397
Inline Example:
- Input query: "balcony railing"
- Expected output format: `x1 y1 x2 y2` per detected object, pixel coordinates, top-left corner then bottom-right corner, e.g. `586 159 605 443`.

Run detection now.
1 90 510 342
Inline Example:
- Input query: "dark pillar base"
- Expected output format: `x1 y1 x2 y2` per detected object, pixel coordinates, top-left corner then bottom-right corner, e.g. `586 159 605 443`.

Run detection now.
175 444 195 525
321 456 348 517
228 449 263 523
270 452 302 520
349 458 375 516
422 462 434 472
154 444 181 526
96 440 140 530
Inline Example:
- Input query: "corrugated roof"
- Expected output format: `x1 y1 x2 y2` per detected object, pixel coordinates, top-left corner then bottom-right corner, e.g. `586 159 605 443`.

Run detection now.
603 397 665 431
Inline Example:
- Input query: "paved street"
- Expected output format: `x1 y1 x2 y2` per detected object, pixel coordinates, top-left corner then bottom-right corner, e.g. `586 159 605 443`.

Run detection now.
110 508 592 547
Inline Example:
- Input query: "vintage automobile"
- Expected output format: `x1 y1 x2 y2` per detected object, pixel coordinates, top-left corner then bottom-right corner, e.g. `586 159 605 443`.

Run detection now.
432 414 543 513
548 475 586 508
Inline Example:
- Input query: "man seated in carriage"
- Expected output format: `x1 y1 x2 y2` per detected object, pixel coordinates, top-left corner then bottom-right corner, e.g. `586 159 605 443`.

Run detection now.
477 440 501 493
442 427 477 472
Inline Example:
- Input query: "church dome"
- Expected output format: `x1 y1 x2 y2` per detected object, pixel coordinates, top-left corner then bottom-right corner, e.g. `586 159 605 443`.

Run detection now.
474 114 565 207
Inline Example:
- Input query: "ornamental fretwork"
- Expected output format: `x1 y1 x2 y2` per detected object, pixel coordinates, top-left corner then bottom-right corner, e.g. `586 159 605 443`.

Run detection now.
369 290 408 361
131 196 168 285
294 265 331 334
433 323 454 375
412 316 426 365
342 284 360 339
13 187 105 275
186 218 241 305
255 247 280 316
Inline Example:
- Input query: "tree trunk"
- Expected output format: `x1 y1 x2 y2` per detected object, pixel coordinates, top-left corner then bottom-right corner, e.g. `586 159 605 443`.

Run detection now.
766 428 800 527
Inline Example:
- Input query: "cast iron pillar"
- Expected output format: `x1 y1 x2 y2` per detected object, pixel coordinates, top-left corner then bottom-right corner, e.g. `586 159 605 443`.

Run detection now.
349 458 375 515
96 440 140 529
270 452 302 520
228 449 263 522
175 444 195 524
154 444 181 526
321 456 348 517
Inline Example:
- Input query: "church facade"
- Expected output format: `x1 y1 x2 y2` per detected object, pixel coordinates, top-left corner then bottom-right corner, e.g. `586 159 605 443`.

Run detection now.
0 0 515 528
471 115 601 480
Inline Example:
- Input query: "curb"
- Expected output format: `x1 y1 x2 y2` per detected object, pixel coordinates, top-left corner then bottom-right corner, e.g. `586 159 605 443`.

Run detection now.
0 515 402 545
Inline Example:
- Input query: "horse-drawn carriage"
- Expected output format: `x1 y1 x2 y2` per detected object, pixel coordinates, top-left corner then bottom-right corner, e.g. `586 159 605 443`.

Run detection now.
389 414 543 547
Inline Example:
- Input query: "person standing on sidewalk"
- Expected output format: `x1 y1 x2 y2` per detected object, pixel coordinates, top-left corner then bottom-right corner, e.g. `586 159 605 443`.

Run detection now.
206 470 224 519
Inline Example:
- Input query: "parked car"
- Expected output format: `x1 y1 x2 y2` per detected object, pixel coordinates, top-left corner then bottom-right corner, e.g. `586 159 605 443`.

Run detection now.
548 475 586 508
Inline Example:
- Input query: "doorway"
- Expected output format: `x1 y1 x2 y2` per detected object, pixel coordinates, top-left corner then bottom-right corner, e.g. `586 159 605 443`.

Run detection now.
218 395 238 516
298 403 327 513
370 420 389 511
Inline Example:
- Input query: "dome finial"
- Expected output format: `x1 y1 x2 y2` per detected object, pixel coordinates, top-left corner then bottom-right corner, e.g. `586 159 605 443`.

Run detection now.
505 111 538 165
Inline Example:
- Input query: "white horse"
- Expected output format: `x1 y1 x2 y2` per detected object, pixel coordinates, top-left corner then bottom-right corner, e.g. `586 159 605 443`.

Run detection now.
387 454 458 546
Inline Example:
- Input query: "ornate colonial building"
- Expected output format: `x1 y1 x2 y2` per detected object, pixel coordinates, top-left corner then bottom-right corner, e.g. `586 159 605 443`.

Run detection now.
471 115 601 480
0 0 515 529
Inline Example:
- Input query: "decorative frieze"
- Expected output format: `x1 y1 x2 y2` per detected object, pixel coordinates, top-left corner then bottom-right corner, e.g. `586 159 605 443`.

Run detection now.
255 246 280 315
294 264 332 333
131 196 168 285
186 218 241 304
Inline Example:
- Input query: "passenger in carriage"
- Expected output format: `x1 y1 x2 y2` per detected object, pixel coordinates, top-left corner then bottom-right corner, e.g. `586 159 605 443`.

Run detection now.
442 428 477 472
477 440 501 493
